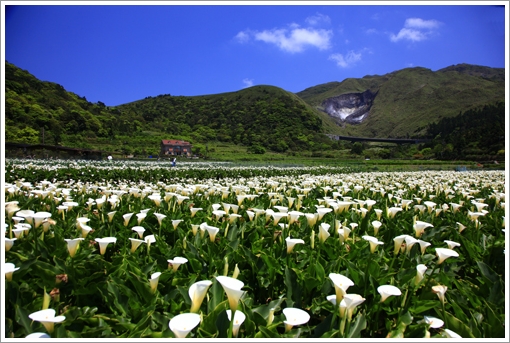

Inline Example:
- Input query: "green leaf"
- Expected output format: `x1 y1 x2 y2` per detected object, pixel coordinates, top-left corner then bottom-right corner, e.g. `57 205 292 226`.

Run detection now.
444 311 475 338
408 300 439 314
215 309 229 338
347 312 367 338
14 304 33 335
387 311 412 338
200 299 228 337
127 271 154 302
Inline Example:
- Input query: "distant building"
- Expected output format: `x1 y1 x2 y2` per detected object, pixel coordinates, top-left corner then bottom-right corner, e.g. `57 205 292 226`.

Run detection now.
160 139 192 157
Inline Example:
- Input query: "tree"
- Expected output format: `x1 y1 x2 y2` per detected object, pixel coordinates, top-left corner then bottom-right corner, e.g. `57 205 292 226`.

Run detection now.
351 142 364 155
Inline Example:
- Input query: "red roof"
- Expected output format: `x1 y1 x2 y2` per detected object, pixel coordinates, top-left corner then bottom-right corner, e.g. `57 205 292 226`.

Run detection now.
161 140 191 145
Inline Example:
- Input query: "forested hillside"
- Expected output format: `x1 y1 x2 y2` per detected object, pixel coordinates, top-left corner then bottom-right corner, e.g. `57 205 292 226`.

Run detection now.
117 86 333 153
421 102 505 161
297 64 505 138
4 62 335 154
4 61 505 161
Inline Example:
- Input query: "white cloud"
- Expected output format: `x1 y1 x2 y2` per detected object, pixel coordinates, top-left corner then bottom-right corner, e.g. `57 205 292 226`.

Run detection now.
390 17 442 42
242 78 254 88
329 50 362 68
235 24 332 53
405 18 441 29
305 13 331 26
235 31 251 43
254 26 332 53
390 28 428 42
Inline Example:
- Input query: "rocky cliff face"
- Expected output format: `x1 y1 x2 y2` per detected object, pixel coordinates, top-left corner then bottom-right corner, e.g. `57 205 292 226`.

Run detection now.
320 89 376 124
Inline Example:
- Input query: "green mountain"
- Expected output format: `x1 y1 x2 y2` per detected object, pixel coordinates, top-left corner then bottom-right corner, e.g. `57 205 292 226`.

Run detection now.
4 61 505 158
297 64 505 138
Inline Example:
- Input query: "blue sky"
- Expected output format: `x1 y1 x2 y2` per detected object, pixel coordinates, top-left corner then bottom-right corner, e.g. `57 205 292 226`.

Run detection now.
3 2 507 106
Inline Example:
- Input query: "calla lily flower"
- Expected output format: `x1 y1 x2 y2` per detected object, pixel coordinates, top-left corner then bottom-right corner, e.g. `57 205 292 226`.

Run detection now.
365 199 377 211
216 276 245 312
226 309 246 337
377 285 401 302
107 211 116 223
32 212 52 229
132 226 146 238
246 210 255 221
404 236 419 254
5 262 20 281
417 239 431 255
148 194 162 207
136 212 147 225
169 313 201 338
288 210 303 225
393 234 408 255
16 210 35 225
95 237 117 255
338 226 351 243
414 220 433 238
317 207 333 220
435 248 459 264
168 257 188 272
145 234 156 245
329 273 354 304
271 212 288 225
28 309 65 334
415 264 427 286
431 285 447 304
205 225 220 242
212 210 227 221
5 238 17 251
305 213 318 227
456 222 466 233
123 213 134 226
387 206 403 219
154 213 166 227
128 238 145 253
75 217 90 230
64 238 84 258
343 294 366 321
190 207 203 217
423 201 437 213
318 223 331 243
362 235 384 253
444 328 462 338
371 220 382 236
423 315 444 329
326 294 347 318
149 272 162 293
444 240 461 250
80 224 93 238
285 237 305 253
171 219 183 230
25 332 51 338
189 280 213 313
337 201 353 214
374 209 383 220
283 307 310 332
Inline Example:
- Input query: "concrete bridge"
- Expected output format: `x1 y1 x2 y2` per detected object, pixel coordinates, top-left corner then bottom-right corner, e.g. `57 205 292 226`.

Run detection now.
326 134 431 145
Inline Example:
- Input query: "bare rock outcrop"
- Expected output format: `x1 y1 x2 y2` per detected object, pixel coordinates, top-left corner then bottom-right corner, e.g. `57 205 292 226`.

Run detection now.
320 89 377 124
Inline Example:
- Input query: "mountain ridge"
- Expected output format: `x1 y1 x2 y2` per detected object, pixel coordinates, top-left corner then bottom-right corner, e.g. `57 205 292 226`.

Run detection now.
4 61 505 156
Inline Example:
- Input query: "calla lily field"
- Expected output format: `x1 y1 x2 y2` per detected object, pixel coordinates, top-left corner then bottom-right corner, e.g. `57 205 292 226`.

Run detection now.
2 159 507 338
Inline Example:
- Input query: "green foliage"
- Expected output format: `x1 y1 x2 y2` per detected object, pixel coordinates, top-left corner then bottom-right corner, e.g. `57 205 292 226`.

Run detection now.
3 160 506 338
422 102 505 160
4 61 504 163
248 145 266 155
350 142 364 155
297 65 504 139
